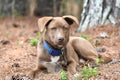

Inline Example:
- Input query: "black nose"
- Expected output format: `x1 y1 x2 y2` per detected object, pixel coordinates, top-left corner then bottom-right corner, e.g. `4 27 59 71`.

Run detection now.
58 37 64 42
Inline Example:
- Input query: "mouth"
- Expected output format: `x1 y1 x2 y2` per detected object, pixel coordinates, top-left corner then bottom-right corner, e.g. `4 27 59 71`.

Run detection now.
58 41 64 45
56 41 65 48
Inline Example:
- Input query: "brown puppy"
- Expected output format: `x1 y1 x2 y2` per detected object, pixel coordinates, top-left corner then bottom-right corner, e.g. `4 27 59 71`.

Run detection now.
29 15 112 79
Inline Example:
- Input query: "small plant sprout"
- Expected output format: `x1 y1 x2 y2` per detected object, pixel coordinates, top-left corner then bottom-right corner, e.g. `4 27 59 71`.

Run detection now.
95 39 100 46
30 32 41 46
60 70 67 80
96 58 104 65
72 65 99 80
30 38 38 46
36 32 41 39
80 34 88 39
96 58 100 65
81 66 98 80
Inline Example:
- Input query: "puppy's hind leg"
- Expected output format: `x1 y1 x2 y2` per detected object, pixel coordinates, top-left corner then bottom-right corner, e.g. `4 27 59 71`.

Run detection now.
71 37 98 61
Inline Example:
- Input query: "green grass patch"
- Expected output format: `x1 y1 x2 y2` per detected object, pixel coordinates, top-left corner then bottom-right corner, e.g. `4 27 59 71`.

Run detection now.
81 66 98 80
36 32 41 39
96 58 104 65
60 70 67 80
80 34 88 39
73 66 98 80
30 38 38 46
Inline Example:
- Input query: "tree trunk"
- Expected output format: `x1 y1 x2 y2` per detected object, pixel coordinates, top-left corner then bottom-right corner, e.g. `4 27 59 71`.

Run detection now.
12 0 15 20
77 0 120 32
28 0 36 17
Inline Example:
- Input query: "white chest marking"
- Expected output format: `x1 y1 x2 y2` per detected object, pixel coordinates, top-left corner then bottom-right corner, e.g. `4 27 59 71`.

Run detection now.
51 56 60 63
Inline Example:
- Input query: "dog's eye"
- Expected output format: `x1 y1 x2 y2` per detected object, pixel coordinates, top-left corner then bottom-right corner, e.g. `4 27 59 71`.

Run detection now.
63 27 68 31
51 27 56 30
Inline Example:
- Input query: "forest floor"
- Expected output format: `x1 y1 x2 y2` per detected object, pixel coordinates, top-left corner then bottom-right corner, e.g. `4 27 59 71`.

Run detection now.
0 17 120 80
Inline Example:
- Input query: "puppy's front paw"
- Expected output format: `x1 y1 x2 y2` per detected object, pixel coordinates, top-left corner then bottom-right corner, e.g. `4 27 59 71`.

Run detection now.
73 73 79 77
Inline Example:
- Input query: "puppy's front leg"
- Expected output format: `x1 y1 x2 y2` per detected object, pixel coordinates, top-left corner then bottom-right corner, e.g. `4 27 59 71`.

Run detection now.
43 61 56 73
29 61 56 78
66 43 79 79
67 59 78 79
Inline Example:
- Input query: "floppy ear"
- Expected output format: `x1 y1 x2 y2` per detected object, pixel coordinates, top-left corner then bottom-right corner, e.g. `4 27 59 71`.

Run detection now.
62 15 79 25
38 17 53 33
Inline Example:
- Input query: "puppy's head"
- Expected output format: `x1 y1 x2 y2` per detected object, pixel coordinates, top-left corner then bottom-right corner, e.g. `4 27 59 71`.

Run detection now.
38 15 79 49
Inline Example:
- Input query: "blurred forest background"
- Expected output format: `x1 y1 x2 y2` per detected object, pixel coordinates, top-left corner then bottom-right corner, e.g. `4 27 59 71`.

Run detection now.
1 0 120 32
0 0 83 19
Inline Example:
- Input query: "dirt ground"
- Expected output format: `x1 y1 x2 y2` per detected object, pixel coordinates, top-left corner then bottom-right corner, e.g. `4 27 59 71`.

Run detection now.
0 17 120 80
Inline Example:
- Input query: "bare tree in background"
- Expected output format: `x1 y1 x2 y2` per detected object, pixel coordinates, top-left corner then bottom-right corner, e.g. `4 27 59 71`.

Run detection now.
12 0 15 20
77 0 120 32
28 0 36 17
60 0 83 19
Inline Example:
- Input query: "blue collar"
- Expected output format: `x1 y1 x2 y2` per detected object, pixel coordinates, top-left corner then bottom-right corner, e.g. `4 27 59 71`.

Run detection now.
43 40 62 56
